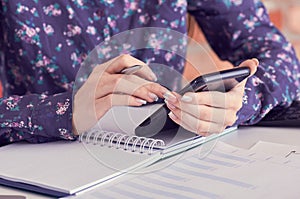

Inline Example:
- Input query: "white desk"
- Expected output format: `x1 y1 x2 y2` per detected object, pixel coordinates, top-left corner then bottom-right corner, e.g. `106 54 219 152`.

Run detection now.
0 126 299 198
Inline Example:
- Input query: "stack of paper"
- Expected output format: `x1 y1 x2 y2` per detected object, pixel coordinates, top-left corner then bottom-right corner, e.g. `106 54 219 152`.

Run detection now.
73 141 300 198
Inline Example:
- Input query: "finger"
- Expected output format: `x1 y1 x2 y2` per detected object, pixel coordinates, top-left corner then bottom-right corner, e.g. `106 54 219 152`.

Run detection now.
133 65 158 82
106 54 157 81
238 58 259 76
94 72 169 102
166 101 237 126
117 74 169 98
168 112 196 134
95 93 148 119
168 110 226 135
107 75 168 103
176 90 243 110
174 91 228 108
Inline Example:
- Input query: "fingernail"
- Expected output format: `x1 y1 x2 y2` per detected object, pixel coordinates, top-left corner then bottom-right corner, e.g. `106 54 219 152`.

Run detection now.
181 95 192 102
148 93 159 101
136 98 147 105
168 112 177 120
163 91 177 103
164 99 176 109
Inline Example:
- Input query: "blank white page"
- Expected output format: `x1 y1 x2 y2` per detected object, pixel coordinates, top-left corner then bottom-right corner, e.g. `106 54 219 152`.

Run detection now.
0 141 157 194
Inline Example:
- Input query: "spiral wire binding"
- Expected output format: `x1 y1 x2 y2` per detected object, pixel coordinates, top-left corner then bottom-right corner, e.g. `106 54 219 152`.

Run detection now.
108 133 121 148
116 134 130 149
124 136 139 151
141 138 153 154
93 131 104 145
79 130 166 154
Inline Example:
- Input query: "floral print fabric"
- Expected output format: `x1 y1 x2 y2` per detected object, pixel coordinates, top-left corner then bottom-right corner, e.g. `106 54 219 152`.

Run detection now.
0 0 299 145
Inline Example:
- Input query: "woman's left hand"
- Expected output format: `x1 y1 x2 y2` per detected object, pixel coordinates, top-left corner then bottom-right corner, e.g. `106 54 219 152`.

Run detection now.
164 59 259 136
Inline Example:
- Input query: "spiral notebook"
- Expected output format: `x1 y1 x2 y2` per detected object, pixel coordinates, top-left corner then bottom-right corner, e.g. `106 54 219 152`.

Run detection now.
80 104 210 154
0 104 237 197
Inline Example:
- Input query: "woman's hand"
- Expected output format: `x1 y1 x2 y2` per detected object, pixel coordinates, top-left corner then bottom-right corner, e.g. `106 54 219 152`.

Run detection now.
73 54 169 135
164 59 259 136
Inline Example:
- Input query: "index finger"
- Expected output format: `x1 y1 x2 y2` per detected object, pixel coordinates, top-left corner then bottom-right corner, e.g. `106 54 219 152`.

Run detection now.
133 65 158 82
106 54 157 81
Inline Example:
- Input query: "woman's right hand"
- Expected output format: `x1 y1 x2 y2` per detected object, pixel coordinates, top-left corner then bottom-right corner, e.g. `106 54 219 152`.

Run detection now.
73 54 169 135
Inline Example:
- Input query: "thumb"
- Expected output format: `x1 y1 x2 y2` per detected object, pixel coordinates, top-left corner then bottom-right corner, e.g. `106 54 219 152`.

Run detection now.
238 58 259 76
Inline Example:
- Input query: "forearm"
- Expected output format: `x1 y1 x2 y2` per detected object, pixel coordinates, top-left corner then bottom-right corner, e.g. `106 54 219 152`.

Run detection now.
0 91 77 146
189 0 300 124
231 2 300 124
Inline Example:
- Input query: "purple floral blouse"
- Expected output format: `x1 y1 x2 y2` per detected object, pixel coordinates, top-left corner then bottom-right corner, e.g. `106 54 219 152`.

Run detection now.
0 0 299 146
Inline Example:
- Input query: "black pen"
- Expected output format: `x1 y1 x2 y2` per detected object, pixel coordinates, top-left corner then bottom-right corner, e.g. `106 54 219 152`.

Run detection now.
120 65 143 74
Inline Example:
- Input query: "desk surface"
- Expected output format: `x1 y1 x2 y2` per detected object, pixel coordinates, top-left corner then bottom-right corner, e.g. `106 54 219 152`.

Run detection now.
1 126 299 198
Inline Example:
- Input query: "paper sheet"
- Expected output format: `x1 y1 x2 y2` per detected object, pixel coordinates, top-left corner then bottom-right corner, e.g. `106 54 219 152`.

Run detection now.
73 141 300 199
250 140 300 157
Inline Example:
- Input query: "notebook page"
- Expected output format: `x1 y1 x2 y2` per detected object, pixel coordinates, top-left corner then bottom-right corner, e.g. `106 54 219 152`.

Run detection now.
92 104 163 136
74 141 300 199
0 141 158 195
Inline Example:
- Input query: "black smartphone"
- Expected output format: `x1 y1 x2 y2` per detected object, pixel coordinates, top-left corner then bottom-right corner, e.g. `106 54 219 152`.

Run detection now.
135 66 251 138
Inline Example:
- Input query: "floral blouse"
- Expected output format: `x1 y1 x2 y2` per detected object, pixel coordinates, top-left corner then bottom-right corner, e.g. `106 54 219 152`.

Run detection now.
0 0 299 146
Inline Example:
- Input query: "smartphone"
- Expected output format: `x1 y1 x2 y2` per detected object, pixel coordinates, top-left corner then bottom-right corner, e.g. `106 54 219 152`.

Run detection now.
135 66 251 138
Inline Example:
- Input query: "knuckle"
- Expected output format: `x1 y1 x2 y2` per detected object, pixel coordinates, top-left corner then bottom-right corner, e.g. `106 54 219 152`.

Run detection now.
103 94 113 106
196 122 204 133
151 82 161 88
226 95 235 108
236 101 243 110
142 82 152 89
199 107 210 120
118 54 131 61
120 74 131 81
200 110 208 121
178 110 184 120
145 82 159 91
227 93 243 110
111 77 120 89
194 93 202 104
216 126 225 134
196 131 206 136
147 82 156 89
209 124 224 134
128 96 137 106
111 74 120 84
225 113 237 126
228 101 235 109
134 86 147 96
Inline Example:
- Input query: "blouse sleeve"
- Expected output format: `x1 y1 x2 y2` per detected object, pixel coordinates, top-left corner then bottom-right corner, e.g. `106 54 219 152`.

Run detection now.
0 91 77 146
188 0 300 125
0 3 3 50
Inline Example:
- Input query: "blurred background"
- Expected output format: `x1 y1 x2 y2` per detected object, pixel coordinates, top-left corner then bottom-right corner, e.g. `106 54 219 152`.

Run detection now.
0 0 299 98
